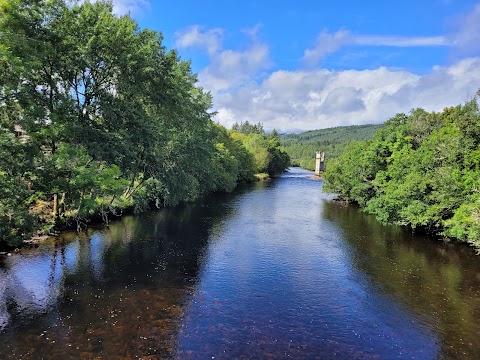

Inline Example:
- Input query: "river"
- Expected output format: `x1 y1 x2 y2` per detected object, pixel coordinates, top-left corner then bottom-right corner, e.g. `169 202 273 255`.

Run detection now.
1 167 479 359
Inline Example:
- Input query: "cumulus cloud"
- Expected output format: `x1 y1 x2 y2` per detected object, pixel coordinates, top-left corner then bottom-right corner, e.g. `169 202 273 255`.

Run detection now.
320 87 366 114
175 5 480 134
200 44 270 91
242 24 263 41
213 58 480 133
175 26 223 55
175 25 272 92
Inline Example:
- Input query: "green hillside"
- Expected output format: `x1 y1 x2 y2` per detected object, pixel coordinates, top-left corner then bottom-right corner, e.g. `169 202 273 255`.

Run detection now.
280 124 383 170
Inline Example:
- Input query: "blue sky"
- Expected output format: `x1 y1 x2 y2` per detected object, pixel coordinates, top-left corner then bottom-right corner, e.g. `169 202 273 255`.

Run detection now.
109 0 480 132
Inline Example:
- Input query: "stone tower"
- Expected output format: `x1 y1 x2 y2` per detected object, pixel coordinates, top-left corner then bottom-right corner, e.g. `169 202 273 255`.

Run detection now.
315 151 325 176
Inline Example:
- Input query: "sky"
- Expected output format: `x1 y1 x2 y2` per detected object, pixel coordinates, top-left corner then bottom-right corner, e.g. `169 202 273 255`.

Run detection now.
107 0 479 133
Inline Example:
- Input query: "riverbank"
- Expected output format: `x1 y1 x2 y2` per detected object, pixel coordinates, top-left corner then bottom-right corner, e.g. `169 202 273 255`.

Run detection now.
0 172 276 253
287 162 479 254
325 192 480 254
324 99 480 251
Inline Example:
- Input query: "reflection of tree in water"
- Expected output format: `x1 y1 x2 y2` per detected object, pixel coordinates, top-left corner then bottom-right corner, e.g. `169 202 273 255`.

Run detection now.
322 200 480 359
0 245 66 320
0 268 10 330
0 190 243 358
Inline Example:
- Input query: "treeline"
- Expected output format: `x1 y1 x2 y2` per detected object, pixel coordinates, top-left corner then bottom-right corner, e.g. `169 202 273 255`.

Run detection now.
280 124 382 170
324 98 480 249
230 121 290 176
0 0 288 249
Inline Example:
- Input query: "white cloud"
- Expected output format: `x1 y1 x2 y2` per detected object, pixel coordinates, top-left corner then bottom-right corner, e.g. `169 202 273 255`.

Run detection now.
303 2 480 66
111 0 150 15
355 35 448 47
303 29 352 66
200 44 270 91
449 3 480 56
320 87 366 114
175 8 480 134
175 25 271 92
241 24 263 41
175 26 223 55
303 29 450 65
213 58 480 133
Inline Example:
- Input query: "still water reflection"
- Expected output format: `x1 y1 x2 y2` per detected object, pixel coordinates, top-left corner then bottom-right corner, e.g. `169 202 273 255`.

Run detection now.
1 168 479 359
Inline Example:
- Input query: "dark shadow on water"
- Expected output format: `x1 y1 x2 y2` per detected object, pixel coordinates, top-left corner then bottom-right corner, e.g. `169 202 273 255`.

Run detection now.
322 200 480 359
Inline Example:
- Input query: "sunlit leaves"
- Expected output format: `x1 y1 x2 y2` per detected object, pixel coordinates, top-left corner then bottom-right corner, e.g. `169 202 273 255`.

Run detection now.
0 0 259 247
325 98 480 249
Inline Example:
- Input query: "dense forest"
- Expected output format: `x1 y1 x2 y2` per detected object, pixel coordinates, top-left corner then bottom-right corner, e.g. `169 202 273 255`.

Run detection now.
280 124 382 170
324 97 480 249
0 0 288 249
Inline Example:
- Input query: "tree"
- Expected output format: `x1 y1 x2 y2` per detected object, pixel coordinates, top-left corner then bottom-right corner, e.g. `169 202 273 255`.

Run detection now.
324 97 480 249
233 130 290 176
231 121 264 135
0 0 261 248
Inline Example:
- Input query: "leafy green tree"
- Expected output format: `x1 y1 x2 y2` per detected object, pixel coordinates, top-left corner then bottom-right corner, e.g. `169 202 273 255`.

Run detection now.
213 124 256 183
0 127 38 247
231 126 290 176
325 97 480 250
0 0 264 248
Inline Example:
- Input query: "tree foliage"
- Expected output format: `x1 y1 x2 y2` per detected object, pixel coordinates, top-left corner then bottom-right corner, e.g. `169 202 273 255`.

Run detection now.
324 99 480 249
231 121 264 135
0 0 257 248
230 126 290 176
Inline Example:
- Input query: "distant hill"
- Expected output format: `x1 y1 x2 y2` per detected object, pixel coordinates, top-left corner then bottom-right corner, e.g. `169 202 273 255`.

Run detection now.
280 124 383 170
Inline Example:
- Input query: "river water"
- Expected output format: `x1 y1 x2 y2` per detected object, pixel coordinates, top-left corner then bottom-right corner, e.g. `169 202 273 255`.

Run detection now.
1 167 479 359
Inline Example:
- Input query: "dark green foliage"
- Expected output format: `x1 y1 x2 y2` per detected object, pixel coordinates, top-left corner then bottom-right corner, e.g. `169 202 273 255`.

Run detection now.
231 121 264 135
0 130 38 247
324 99 480 249
0 0 257 248
280 124 383 170
267 130 290 175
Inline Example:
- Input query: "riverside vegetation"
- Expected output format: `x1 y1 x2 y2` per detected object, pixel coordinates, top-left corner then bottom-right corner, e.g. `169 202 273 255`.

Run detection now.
0 0 289 249
324 97 480 250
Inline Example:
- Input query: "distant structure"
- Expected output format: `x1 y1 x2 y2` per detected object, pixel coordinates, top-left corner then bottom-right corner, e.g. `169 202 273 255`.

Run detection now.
14 124 29 144
315 151 325 176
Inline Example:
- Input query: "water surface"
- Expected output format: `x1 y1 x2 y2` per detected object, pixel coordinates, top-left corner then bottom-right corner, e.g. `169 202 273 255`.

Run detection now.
1 168 479 359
